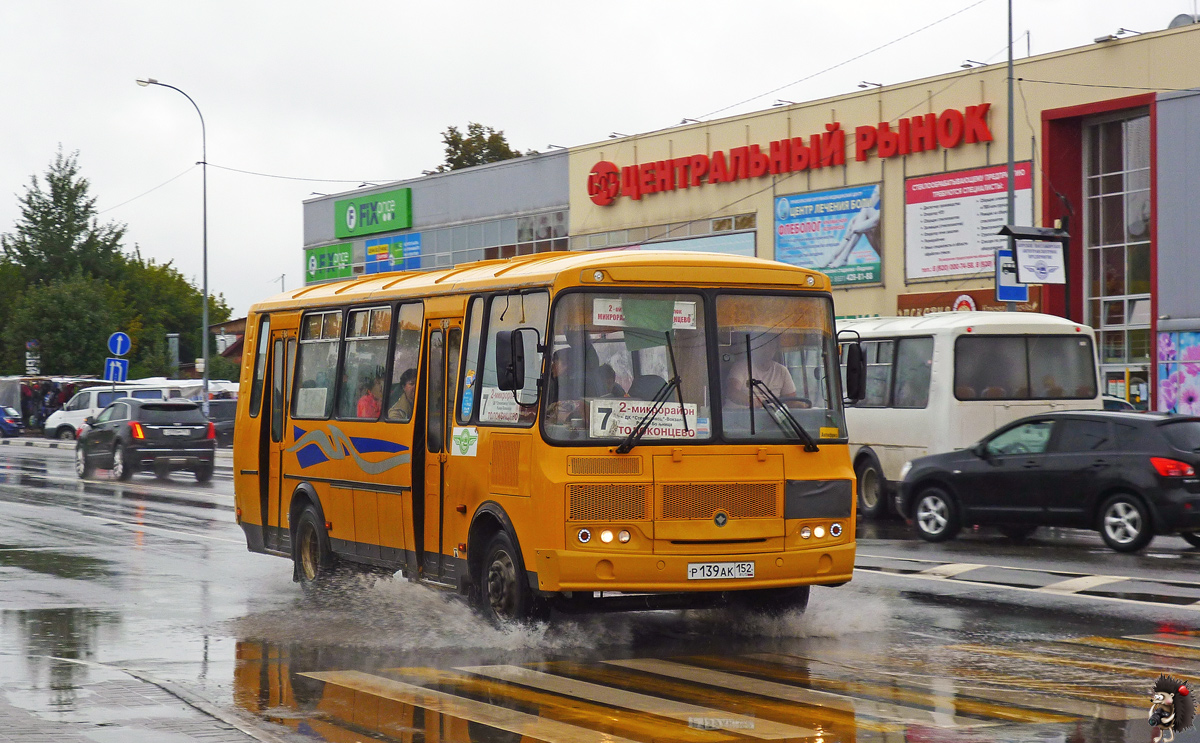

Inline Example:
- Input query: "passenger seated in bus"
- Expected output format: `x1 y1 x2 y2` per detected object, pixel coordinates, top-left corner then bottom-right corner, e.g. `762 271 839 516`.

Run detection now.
724 337 797 407
598 363 625 398
546 349 584 423
1036 374 1064 398
356 374 383 419
387 368 417 421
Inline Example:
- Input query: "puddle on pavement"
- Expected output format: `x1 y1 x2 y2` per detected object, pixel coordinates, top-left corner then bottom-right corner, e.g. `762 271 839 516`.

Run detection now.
0 545 114 580
0 607 122 705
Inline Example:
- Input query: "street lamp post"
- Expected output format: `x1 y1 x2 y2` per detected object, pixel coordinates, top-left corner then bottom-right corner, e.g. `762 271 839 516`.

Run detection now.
136 78 209 413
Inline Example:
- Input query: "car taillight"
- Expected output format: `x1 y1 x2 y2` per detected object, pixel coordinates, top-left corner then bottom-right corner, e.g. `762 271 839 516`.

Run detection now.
76 427 84 438
1151 457 1195 477
206 422 216 440
130 422 145 440
3 418 12 425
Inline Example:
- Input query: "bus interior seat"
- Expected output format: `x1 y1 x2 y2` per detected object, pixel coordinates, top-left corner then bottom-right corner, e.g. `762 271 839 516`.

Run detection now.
956 385 976 399
628 374 667 400
982 386 1007 398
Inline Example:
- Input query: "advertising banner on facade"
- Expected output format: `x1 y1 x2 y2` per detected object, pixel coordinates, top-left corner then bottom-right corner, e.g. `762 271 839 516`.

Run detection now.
363 233 422 274
904 162 1032 280
334 188 413 239
305 243 353 283
774 184 882 286
896 286 1041 316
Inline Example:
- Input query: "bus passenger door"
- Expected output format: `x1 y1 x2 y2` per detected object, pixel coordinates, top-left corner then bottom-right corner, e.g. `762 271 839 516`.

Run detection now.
264 331 295 552
421 320 461 583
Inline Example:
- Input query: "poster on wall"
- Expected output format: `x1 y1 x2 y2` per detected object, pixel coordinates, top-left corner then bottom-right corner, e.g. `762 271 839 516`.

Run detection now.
774 184 881 286
363 233 422 274
904 162 1032 280
1159 332 1200 414
305 243 353 284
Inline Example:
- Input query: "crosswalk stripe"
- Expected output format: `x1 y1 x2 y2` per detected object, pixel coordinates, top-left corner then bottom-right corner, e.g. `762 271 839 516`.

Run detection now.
742 653 1079 723
1065 635 1200 664
944 644 1167 691
303 670 644 743
920 562 989 577
458 664 815 740
1039 575 1131 593
388 667 730 743
604 657 992 729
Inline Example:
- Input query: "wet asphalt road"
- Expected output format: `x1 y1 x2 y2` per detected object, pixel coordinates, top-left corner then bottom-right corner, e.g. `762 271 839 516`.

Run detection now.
2 444 1200 743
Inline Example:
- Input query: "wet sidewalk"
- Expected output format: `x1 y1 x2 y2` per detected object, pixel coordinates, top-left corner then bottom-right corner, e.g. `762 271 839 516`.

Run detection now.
0 665 286 743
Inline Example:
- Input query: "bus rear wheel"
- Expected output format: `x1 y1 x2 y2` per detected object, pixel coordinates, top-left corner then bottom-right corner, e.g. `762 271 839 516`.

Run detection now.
295 506 339 598
855 458 886 519
479 531 545 624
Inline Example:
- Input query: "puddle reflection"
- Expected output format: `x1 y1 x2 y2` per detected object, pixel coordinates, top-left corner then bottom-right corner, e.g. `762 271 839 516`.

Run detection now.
1 608 120 709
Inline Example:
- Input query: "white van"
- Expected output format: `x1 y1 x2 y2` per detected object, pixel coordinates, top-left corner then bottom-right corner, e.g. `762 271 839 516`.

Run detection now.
43 386 182 440
838 312 1102 517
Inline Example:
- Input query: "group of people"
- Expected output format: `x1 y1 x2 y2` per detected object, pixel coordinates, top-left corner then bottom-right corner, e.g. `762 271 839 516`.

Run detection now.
20 380 76 431
345 368 418 421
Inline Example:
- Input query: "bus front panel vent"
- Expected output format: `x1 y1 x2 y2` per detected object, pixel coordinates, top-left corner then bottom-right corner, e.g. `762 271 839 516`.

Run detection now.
568 483 650 521
568 456 642 476
660 482 779 520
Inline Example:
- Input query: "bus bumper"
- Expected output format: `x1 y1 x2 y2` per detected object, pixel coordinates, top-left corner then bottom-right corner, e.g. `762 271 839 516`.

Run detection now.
531 542 855 593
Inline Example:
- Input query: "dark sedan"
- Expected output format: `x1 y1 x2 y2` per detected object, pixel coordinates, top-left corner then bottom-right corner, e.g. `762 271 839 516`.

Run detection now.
898 410 1200 553
75 398 216 482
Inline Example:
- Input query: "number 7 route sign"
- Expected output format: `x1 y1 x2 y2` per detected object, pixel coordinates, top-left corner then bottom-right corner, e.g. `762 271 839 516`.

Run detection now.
103 358 129 383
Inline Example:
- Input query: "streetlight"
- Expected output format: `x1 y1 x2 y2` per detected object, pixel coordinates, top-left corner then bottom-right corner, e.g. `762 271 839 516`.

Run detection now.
136 77 209 413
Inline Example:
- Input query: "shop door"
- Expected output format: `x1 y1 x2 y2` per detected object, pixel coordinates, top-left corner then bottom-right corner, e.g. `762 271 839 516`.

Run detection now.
421 320 462 583
263 331 295 552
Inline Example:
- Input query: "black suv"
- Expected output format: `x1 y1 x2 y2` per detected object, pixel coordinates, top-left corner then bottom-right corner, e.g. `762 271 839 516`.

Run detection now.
76 398 216 482
205 399 236 447
899 410 1200 552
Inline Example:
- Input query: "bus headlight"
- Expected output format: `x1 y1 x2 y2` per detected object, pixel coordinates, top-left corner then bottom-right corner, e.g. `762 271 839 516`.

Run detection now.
899 461 913 481
800 527 812 539
578 528 592 543
814 526 826 538
830 522 843 537
617 530 631 543
600 529 614 543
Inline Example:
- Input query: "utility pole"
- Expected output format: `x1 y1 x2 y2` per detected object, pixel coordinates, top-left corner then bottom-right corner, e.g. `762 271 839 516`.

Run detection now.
1006 0 1016 311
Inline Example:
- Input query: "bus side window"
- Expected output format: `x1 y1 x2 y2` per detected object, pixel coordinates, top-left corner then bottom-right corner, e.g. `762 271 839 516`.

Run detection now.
457 297 485 424
248 315 270 418
893 337 934 408
338 306 392 420
292 310 342 420
861 340 894 407
479 292 548 427
386 303 424 422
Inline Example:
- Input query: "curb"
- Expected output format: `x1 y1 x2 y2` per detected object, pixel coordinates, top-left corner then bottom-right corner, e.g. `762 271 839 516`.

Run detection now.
0 437 233 464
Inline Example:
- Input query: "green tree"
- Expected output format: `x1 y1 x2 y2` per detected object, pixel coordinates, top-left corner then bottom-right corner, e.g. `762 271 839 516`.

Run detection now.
208 354 240 382
0 147 126 286
436 122 527 172
3 274 117 374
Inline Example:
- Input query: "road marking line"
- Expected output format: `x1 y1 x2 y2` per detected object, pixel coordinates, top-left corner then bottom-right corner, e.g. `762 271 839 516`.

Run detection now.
1039 575 1130 593
459 664 813 740
919 562 987 577
305 670 644 743
1125 633 1200 649
606 657 991 729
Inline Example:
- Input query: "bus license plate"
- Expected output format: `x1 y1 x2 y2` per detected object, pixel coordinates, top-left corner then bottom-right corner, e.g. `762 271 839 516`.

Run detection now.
687 561 754 580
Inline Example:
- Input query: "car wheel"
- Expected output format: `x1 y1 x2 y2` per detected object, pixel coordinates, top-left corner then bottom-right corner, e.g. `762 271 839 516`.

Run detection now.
194 463 214 484
855 458 886 519
1181 532 1200 549
998 525 1038 542
1098 493 1154 552
477 531 547 624
295 505 340 599
913 487 961 542
74 445 95 479
733 585 810 616
57 427 76 440
111 444 134 481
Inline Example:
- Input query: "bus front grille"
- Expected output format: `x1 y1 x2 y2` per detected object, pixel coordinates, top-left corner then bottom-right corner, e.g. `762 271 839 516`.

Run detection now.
568 484 650 521
660 483 779 519
567 456 642 476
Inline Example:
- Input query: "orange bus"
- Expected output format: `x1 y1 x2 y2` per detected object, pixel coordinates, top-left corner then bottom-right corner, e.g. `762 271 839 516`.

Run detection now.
233 251 866 622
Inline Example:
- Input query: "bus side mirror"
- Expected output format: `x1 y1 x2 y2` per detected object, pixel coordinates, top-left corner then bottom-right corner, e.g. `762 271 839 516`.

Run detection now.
495 330 525 391
844 342 866 403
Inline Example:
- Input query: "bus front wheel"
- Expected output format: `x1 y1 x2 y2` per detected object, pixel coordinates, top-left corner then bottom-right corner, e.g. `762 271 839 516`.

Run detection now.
295 505 339 598
478 531 545 624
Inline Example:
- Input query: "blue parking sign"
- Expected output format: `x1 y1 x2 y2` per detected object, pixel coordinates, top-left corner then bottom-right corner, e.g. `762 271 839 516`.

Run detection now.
103 357 129 383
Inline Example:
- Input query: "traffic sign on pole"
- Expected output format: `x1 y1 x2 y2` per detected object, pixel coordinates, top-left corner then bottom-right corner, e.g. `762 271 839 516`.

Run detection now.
108 332 131 357
103 358 129 383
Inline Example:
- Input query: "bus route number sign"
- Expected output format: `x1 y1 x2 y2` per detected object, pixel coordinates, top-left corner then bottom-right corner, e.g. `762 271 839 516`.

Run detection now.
687 561 755 580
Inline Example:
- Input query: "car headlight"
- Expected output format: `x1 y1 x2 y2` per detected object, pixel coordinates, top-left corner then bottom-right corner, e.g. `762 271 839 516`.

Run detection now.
899 461 913 481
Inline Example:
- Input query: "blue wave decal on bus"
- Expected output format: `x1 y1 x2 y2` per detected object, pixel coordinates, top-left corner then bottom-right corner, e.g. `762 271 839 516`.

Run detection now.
287 424 410 474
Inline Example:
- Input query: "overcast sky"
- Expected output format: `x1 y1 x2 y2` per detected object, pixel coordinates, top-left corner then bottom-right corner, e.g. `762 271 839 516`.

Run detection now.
1 1 1193 318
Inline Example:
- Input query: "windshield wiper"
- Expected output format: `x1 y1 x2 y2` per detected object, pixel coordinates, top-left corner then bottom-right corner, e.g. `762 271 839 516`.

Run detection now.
744 334 819 452
616 331 688 454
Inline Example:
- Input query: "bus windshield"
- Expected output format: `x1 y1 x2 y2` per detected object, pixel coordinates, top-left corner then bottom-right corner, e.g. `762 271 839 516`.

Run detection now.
543 291 845 444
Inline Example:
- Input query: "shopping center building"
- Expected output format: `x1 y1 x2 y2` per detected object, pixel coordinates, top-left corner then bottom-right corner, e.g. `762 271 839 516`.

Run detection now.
301 18 1200 412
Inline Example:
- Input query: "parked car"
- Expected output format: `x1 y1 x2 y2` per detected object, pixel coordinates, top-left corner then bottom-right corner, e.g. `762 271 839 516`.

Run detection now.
75 398 216 482
45 385 181 440
898 410 1200 553
0 406 24 437
1102 394 1137 412
205 399 236 447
